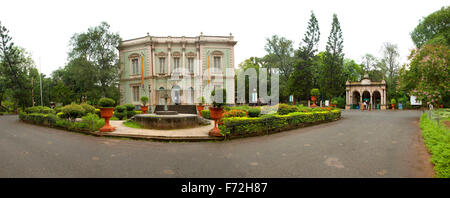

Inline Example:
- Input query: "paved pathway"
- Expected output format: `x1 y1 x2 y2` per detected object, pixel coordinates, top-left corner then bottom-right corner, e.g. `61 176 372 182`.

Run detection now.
0 110 433 177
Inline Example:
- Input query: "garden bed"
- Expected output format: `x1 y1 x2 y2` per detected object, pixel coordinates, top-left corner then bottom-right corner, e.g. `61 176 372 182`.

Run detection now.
420 111 450 178
219 109 341 139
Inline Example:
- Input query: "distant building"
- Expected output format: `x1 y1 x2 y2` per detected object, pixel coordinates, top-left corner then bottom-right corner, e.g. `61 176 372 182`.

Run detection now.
118 33 237 108
345 73 387 110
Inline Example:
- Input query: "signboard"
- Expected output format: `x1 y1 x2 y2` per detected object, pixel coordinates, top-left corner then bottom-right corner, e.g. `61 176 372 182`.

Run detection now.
325 100 329 106
289 95 293 102
410 95 422 105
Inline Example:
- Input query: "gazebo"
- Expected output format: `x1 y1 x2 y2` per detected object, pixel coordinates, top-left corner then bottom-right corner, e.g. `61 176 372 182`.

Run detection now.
345 73 387 110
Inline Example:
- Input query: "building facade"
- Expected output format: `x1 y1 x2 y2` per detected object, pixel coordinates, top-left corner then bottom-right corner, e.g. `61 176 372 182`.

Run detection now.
345 74 387 110
118 33 237 108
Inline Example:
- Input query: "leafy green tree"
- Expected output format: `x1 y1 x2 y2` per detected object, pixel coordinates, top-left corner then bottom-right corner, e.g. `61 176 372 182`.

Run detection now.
320 14 345 99
410 6 450 48
380 42 400 100
263 35 294 101
0 22 35 112
360 53 377 72
399 44 449 107
291 11 321 102
68 22 121 100
343 58 362 82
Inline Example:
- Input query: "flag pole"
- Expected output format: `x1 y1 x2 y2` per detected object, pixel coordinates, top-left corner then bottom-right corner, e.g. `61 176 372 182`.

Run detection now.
39 57 43 106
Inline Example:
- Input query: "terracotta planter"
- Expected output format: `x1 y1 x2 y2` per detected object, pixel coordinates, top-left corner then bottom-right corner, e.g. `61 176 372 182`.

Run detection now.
209 107 224 137
311 96 318 108
100 107 116 132
392 104 395 110
196 105 204 117
141 106 148 114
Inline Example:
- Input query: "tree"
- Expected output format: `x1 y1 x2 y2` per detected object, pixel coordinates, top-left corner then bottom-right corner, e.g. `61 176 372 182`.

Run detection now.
399 44 449 107
68 22 121 100
342 58 362 82
410 6 450 48
291 11 321 102
0 21 34 112
298 11 320 59
264 35 294 81
263 35 294 101
320 14 345 98
360 53 377 72
236 57 261 104
380 42 400 100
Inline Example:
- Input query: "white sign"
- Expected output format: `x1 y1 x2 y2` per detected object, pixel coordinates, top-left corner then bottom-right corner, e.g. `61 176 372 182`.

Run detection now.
410 95 422 105
289 95 293 102
325 100 329 106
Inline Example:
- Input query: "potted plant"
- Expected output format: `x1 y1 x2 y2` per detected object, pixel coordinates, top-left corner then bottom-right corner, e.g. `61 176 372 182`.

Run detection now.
310 88 320 108
331 98 338 108
197 96 206 117
99 97 116 132
140 96 149 114
391 98 396 110
209 88 227 137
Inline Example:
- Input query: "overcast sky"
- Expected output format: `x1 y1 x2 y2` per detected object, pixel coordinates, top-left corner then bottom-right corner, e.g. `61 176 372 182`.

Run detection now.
1 0 447 76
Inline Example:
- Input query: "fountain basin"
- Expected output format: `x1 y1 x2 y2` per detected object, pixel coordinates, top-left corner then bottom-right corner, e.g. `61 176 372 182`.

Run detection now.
133 114 205 130
155 111 178 115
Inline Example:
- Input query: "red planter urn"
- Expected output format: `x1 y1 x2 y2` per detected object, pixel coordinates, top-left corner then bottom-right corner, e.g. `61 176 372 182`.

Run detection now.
141 106 148 114
196 105 205 117
209 107 224 137
100 107 116 132
311 96 318 108
392 104 395 110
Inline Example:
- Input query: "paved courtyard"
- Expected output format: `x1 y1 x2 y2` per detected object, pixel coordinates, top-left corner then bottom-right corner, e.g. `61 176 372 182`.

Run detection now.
0 110 433 177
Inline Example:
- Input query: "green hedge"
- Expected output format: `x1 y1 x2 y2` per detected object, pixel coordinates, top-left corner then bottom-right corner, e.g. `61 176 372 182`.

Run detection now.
201 110 210 119
19 112 104 132
219 110 341 138
420 113 450 178
25 106 55 114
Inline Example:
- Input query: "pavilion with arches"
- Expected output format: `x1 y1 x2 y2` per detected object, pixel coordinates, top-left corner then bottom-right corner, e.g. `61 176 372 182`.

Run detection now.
345 73 387 110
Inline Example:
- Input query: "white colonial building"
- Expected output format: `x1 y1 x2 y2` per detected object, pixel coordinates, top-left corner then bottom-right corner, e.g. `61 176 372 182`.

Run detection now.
118 33 237 109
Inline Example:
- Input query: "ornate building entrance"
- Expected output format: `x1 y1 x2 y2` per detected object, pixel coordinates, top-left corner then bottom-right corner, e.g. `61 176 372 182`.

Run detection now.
345 74 387 110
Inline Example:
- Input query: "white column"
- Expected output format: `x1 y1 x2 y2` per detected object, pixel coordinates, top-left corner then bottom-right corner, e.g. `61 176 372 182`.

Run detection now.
182 50 185 75
168 50 171 75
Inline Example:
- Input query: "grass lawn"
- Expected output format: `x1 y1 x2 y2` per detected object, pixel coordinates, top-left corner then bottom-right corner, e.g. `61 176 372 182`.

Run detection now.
420 111 450 178
123 120 142 129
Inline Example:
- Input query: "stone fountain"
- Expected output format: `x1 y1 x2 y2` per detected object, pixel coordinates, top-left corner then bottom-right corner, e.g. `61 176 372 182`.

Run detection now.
132 93 209 130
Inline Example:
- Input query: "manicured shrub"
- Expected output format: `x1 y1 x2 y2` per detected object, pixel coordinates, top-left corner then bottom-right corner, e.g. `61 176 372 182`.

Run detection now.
135 110 143 114
124 104 136 111
201 110 210 119
296 105 312 112
114 111 127 120
95 109 100 117
310 88 320 96
277 104 298 115
219 110 341 137
223 109 247 118
126 110 136 119
61 103 85 120
115 105 126 113
80 103 95 115
248 108 261 117
141 96 149 106
25 106 55 114
391 98 396 104
211 88 227 108
98 97 115 108
54 106 63 113
81 113 105 131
